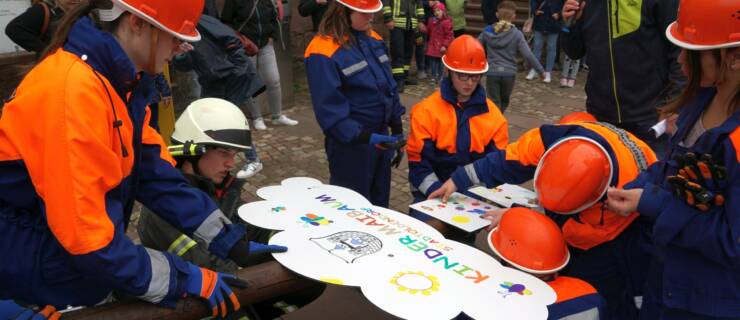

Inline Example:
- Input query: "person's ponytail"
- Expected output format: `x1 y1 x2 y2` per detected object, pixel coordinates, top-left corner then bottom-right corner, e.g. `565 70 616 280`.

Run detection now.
40 0 115 60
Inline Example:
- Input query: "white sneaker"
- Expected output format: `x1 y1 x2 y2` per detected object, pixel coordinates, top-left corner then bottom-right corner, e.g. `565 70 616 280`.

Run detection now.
236 161 263 179
525 69 537 80
253 118 267 131
272 115 298 126
543 72 552 83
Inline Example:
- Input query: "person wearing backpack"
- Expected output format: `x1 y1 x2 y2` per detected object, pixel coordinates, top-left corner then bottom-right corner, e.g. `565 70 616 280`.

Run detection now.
5 0 88 54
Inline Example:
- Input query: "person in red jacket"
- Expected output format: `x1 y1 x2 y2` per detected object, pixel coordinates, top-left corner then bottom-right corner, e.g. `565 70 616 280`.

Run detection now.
483 207 605 319
423 2 453 83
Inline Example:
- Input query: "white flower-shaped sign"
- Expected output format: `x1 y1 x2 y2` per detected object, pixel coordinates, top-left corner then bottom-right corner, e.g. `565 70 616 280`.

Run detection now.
238 177 556 319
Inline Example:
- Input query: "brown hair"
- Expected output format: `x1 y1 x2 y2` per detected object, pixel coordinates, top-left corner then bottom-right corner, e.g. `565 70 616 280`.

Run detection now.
661 49 739 117
497 1 517 22
317 2 358 47
40 0 118 59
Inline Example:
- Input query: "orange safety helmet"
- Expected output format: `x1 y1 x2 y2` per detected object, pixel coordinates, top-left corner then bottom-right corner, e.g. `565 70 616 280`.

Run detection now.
557 111 597 125
442 35 489 74
534 137 613 215
666 0 740 50
336 0 383 13
98 0 203 42
487 207 570 274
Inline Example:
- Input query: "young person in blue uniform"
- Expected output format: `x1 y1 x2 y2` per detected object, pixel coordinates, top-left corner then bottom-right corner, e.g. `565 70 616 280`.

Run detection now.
483 207 605 320
607 0 740 318
305 0 406 207
406 34 508 230
0 0 285 317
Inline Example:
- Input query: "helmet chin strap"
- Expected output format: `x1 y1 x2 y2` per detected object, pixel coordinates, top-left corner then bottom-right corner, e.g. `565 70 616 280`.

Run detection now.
147 27 159 74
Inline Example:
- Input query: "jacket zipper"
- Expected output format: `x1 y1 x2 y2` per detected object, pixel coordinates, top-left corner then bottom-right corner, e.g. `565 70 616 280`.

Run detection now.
606 0 623 123
614 0 620 34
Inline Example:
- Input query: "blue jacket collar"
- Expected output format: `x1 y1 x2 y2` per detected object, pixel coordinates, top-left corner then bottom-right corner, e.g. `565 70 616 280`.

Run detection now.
439 77 488 112
63 17 140 98
673 87 740 151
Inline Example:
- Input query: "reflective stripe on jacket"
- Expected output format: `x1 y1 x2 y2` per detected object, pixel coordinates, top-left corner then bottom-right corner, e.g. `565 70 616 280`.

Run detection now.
382 0 425 29
0 17 244 308
407 78 508 196
304 30 405 143
451 122 657 249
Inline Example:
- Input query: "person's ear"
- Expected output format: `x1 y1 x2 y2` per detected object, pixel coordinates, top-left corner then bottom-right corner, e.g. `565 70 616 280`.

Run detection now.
127 14 147 36
729 48 740 71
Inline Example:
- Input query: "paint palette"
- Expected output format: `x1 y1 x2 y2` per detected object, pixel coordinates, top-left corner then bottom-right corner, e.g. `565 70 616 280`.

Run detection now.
468 184 540 209
409 192 498 232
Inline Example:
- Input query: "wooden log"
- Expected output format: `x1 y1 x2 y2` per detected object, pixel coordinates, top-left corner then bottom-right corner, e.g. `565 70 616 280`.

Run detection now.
63 261 314 320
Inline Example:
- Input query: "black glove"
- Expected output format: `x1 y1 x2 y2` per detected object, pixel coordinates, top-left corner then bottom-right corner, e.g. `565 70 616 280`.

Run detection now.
668 152 727 211
391 150 404 168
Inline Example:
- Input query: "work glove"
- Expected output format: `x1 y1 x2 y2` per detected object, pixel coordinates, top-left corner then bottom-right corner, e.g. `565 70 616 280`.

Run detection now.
390 134 405 168
249 242 288 255
668 152 727 211
228 239 288 267
184 264 248 318
0 300 60 320
369 133 406 150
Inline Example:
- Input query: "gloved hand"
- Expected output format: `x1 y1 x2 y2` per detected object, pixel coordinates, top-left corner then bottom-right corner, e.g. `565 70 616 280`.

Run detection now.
0 300 60 320
249 241 288 255
369 133 398 145
370 134 406 150
668 152 727 211
184 264 248 318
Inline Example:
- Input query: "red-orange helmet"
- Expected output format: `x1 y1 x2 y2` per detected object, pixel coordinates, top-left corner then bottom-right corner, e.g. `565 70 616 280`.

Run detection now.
442 35 488 74
666 0 740 50
99 0 203 42
336 0 383 13
534 137 613 215
557 111 597 125
487 207 570 274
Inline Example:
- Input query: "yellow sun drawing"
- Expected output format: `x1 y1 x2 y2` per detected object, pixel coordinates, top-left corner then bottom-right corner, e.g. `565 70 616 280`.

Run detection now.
389 271 441 296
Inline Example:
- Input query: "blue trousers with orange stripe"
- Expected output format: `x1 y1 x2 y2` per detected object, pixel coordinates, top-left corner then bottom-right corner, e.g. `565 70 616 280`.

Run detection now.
325 137 393 207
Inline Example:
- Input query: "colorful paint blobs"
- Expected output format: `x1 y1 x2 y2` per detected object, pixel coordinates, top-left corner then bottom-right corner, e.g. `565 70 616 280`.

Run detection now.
498 282 533 298
451 216 471 224
421 205 434 211
455 206 465 211
467 209 487 215
319 277 345 285
471 202 480 206
390 271 440 296
271 206 286 213
437 204 446 209
484 206 492 210
300 213 333 226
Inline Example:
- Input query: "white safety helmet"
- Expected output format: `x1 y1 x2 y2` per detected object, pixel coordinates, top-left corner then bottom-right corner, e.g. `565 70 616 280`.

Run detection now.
172 98 252 151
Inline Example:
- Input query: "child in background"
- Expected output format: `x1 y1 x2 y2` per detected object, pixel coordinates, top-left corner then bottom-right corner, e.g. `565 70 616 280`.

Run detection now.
424 2 454 83
478 1 544 112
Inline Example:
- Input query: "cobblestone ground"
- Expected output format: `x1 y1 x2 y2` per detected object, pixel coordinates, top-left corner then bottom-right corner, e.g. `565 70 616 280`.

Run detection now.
240 68 587 212
127 67 587 241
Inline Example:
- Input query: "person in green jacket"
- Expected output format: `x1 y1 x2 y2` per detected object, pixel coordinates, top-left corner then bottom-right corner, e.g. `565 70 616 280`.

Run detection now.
445 0 466 37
